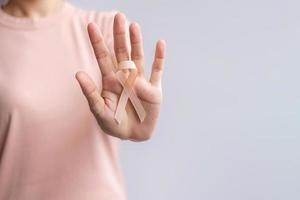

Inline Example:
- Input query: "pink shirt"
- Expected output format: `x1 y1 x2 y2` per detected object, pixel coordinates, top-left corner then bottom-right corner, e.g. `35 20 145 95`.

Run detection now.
0 1 127 199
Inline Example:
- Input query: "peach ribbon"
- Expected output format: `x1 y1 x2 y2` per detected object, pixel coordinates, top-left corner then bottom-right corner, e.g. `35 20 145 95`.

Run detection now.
114 60 146 124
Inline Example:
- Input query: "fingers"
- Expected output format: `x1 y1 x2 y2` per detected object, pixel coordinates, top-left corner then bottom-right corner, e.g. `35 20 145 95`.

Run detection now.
75 71 105 116
129 22 145 76
112 13 165 87
150 40 166 87
88 22 114 76
113 13 130 62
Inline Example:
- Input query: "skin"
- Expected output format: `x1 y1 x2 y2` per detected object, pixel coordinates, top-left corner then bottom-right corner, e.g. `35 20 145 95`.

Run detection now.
2 0 64 18
3 0 166 142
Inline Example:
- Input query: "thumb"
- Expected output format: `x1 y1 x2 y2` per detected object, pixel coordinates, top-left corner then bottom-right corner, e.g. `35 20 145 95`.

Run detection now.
75 71 105 116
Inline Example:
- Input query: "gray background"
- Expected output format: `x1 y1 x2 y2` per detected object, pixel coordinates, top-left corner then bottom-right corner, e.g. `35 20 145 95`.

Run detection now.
2 0 300 199
70 0 300 200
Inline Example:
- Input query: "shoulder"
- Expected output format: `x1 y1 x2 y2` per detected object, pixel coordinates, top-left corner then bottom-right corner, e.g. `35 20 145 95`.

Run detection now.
68 2 117 33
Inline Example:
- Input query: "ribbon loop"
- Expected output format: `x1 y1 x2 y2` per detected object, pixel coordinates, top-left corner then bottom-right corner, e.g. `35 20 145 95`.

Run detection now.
114 60 146 124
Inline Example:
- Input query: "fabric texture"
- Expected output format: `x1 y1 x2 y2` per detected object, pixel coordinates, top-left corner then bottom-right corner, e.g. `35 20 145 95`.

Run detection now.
0 1 127 199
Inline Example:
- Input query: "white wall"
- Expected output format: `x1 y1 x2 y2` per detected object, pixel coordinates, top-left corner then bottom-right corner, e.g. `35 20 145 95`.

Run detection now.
3 0 300 199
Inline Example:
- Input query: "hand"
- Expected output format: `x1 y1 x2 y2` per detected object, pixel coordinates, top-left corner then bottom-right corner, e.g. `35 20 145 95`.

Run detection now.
75 13 166 142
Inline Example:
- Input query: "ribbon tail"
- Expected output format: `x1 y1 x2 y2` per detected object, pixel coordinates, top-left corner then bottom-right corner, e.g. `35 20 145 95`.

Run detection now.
115 82 133 124
129 93 146 122
116 72 146 123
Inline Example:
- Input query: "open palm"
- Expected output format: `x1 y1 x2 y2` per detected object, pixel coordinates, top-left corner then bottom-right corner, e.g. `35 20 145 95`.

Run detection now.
75 13 166 141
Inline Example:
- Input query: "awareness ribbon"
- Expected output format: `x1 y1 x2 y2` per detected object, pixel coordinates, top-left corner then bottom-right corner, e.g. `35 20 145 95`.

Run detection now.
114 60 146 124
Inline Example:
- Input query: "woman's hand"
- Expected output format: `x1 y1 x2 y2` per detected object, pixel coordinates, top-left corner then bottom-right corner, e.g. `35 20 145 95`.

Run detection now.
75 13 166 142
